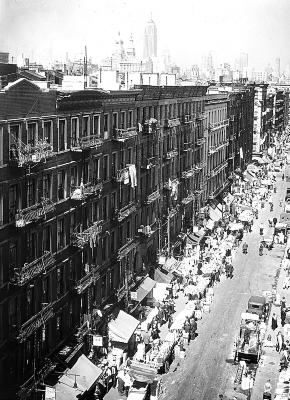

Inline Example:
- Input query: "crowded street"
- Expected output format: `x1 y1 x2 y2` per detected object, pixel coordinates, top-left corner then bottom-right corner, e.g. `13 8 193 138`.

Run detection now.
154 169 288 399
159 169 288 399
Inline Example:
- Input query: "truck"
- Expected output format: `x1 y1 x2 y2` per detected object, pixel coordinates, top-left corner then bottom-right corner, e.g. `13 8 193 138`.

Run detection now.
247 295 268 319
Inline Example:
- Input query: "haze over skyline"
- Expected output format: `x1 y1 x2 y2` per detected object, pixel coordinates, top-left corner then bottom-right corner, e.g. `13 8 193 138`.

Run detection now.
1 0 290 70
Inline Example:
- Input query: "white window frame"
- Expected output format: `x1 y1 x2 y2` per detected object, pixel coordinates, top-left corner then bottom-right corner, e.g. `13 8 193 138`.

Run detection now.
93 114 100 137
58 118 67 151
42 120 53 144
103 114 109 139
71 117 79 147
83 115 90 137
27 121 38 146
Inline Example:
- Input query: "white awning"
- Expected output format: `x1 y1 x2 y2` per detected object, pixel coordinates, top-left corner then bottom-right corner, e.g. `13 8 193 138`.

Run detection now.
109 310 139 343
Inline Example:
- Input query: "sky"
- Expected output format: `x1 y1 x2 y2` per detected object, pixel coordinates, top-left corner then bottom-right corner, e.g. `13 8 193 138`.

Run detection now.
1 0 290 70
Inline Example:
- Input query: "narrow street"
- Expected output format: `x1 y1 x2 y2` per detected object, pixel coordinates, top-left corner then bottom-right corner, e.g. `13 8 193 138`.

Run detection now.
161 173 287 400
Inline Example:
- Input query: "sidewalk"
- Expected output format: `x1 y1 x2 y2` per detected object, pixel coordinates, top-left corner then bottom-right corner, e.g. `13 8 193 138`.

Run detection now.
250 175 289 400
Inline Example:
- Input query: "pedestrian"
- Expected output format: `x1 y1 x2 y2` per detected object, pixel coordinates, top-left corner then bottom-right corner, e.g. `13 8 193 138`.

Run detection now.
282 173 285 181
259 223 264 236
268 218 273 228
168 314 173 329
263 379 272 399
123 369 132 397
277 331 284 352
281 308 286 327
281 296 287 310
259 243 264 256
273 217 277 227
271 313 278 331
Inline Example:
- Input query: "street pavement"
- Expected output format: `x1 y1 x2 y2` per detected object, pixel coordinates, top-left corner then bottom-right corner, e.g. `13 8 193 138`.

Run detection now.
160 173 288 400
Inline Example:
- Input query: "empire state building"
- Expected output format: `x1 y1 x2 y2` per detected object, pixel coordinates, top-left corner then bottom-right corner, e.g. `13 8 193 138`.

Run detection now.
143 16 157 59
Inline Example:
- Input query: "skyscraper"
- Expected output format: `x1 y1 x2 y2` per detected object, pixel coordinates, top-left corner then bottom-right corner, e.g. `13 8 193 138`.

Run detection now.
143 16 157 59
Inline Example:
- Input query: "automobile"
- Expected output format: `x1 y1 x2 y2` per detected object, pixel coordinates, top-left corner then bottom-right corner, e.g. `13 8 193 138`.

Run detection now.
247 295 268 319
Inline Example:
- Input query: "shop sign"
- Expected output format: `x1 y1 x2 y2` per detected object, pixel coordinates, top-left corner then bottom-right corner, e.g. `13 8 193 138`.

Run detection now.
130 291 138 300
93 335 103 347
45 386 56 400
158 255 166 265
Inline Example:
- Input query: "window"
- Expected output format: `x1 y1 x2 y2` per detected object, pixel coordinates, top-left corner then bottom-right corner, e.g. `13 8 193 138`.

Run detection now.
70 166 78 189
57 170 66 200
93 115 100 137
128 111 133 127
0 247 3 287
43 225 51 251
0 192 3 226
127 148 132 164
103 155 109 181
9 242 17 278
102 196 108 220
102 236 107 261
112 152 117 176
71 118 79 147
27 230 37 262
57 218 65 250
58 119 66 151
111 230 116 253
120 111 126 129
70 212 76 236
93 158 100 180
9 124 21 161
43 121 52 143
56 267 64 298
43 173 51 199
113 113 118 131
83 161 89 184
111 192 117 212
41 278 49 305
0 127 3 165
103 114 109 139
27 123 37 146
83 116 90 136
9 185 18 222
26 178 36 207
101 275 106 300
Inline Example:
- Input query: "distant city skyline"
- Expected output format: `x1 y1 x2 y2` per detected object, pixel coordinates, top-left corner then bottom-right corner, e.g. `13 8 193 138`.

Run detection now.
1 0 290 71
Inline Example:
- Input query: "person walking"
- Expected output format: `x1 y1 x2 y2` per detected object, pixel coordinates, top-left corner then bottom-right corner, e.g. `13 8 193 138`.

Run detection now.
259 223 265 236
259 243 264 256
271 313 278 331
277 331 284 352
281 308 286 327
263 379 272 399
281 296 287 310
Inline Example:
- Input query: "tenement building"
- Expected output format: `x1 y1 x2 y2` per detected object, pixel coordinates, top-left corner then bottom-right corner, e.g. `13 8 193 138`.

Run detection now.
0 79 212 399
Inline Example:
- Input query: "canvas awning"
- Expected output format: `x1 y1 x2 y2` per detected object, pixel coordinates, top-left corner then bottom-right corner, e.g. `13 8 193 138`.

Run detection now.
129 361 158 383
154 268 173 284
208 206 222 222
228 222 244 231
163 257 181 272
52 354 102 400
135 277 156 302
186 228 205 245
205 219 214 230
109 310 139 343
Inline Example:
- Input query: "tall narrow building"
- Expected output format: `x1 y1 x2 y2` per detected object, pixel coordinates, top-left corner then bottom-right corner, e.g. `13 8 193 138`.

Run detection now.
143 16 157 59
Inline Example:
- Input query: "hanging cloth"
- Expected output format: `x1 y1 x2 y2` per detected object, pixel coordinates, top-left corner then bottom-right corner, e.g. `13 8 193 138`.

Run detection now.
128 164 137 188
124 169 130 185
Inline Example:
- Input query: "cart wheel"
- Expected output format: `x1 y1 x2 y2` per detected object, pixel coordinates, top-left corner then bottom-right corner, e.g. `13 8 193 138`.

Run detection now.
164 360 170 373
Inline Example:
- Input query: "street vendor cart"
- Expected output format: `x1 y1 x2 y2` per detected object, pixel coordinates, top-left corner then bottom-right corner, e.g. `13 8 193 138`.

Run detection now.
234 312 262 364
